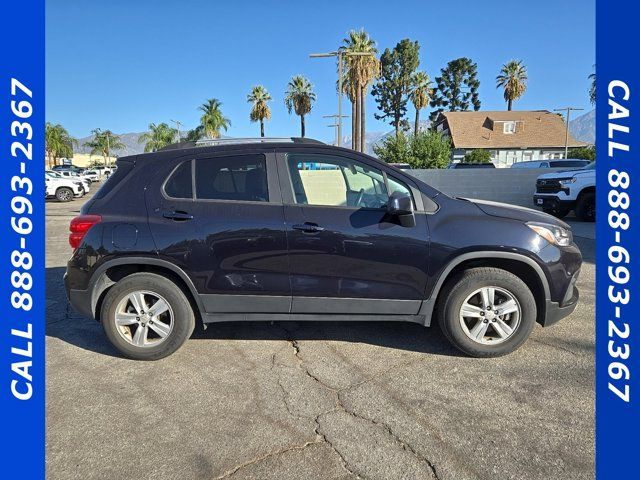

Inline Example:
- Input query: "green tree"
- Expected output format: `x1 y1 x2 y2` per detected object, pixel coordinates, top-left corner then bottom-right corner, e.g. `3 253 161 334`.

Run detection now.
463 149 492 163
342 29 380 152
589 66 596 105
430 57 481 121
83 128 124 166
372 39 420 137
570 146 596 160
373 130 450 168
45 122 76 168
284 75 316 138
247 86 272 137
410 71 432 136
198 98 231 139
138 122 178 152
496 60 528 110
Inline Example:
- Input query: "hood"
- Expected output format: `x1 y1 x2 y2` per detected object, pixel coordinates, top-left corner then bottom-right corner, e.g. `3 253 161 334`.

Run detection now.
460 198 570 228
537 168 594 180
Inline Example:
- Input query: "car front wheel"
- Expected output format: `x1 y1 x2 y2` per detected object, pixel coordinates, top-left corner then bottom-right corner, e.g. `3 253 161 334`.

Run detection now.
55 187 73 202
437 267 537 357
100 273 195 360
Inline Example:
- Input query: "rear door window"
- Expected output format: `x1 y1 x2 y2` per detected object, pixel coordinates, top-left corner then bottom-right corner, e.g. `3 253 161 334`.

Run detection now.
164 161 193 199
195 154 268 202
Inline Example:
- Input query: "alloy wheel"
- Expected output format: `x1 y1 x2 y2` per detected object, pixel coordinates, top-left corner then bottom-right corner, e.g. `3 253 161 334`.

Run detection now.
114 290 174 348
459 286 521 345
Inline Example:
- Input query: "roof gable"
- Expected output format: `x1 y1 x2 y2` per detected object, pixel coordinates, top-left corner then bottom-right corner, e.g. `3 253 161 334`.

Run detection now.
440 110 588 149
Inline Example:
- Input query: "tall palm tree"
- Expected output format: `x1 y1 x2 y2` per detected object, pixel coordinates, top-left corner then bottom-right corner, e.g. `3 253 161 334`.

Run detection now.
338 73 358 148
496 60 528 111
342 29 380 152
247 86 272 137
410 71 431 136
198 98 231 138
83 128 125 166
588 66 596 105
138 122 178 152
45 122 76 168
284 75 316 138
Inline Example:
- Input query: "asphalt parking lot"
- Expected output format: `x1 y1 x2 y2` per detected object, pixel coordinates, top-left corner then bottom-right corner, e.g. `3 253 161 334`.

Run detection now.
46 189 595 480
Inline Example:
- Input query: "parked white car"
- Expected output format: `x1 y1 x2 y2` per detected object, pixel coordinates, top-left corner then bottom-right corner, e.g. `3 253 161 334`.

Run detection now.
533 161 595 221
46 170 91 193
511 159 590 169
45 173 85 202
82 169 101 182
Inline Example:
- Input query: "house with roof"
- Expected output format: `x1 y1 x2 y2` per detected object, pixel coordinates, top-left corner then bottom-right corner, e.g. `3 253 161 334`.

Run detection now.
432 110 588 167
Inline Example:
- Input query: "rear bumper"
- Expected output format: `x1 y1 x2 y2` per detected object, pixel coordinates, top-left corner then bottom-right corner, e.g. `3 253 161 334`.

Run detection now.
64 272 95 319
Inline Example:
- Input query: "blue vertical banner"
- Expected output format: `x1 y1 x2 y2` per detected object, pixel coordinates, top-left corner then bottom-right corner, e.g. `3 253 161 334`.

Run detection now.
0 0 45 478
596 0 639 477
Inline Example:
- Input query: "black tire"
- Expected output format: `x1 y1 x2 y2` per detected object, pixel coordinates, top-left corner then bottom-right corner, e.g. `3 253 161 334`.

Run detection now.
437 267 537 357
101 272 195 360
55 187 73 202
542 205 570 219
575 191 595 222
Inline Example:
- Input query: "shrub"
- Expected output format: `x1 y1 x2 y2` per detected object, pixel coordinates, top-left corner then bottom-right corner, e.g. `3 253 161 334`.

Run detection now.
463 149 492 163
373 130 451 169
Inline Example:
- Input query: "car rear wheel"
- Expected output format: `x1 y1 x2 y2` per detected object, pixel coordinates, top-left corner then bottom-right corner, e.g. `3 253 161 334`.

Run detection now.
101 273 195 360
437 267 537 357
575 191 595 222
55 187 74 202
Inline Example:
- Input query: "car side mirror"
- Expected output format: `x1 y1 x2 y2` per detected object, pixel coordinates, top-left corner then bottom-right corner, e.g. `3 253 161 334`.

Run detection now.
387 192 415 227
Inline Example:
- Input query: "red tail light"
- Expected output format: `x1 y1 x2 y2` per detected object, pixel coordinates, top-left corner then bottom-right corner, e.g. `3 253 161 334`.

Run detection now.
69 215 102 249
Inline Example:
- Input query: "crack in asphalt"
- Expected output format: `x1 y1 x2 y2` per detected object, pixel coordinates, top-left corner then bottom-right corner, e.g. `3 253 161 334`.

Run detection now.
214 440 322 479
216 325 443 480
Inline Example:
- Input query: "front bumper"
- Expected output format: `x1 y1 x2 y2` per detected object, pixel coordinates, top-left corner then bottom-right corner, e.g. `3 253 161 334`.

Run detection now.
533 194 575 211
540 266 580 326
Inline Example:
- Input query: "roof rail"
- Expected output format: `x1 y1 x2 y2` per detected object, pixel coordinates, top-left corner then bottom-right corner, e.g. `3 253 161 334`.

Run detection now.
194 137 324 146
157 137 324 152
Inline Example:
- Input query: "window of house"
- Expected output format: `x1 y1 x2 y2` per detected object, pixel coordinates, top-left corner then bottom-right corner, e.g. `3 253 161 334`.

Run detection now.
164 161 193 199
195 154 268 202
503 121 516 134
287 154 392 209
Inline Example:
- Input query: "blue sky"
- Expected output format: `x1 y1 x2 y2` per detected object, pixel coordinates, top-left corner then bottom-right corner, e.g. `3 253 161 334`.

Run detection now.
46 0 595 141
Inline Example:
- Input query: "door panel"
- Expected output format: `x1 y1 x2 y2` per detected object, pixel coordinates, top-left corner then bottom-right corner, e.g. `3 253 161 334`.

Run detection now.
278 151 430 314
146 152 291 313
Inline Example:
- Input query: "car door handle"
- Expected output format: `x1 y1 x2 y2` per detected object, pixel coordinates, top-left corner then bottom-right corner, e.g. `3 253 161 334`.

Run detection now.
163 210 194 221
292 222 325 233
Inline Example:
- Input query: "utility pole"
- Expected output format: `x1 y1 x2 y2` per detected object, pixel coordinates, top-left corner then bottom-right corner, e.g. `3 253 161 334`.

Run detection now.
323 114 349 145
171 119 183 143
554 107 584 158
310 50 373 149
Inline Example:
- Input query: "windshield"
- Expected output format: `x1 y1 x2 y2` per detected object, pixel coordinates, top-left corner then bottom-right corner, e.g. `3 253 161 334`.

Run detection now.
583 161 595 170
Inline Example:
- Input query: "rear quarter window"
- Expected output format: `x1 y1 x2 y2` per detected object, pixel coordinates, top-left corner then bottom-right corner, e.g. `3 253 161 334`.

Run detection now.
164 161 193 199
93 161 134 199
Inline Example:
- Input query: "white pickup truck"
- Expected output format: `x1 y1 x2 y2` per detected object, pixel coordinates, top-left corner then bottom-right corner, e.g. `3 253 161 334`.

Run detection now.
45 172 85 202
533 161 595 221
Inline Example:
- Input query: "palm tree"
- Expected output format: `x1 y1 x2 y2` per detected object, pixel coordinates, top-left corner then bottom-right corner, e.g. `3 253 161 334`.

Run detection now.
338 73 358 148
45 123 76 168
198 98 231 138
83 128 125 166
496 60 528 111
589 66 596 105
138 123 179 152
284 75 316 137
410 71 431 136
342 29 380 152
247 86 272 137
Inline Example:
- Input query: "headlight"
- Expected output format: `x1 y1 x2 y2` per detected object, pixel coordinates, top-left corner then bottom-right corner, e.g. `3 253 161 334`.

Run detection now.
527 222 573 246
558 177 576 185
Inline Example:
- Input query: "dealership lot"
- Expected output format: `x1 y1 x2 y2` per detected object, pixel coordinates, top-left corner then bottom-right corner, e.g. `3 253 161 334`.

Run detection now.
46 191 594 480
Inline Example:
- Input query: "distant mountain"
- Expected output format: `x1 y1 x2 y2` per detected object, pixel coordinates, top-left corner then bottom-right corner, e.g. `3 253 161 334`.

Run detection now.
569 109 595 144
74 131 147 157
